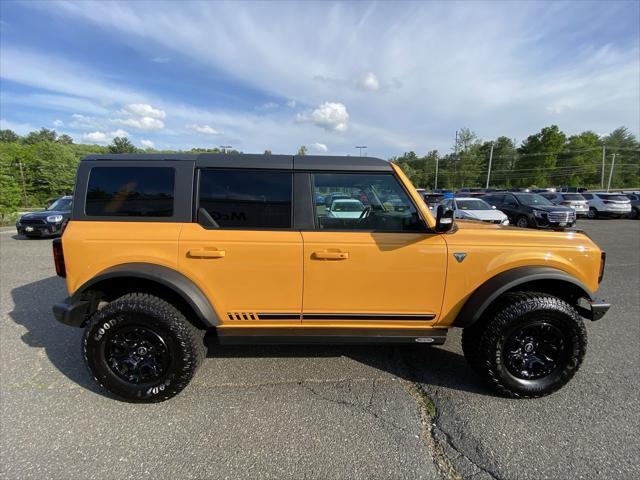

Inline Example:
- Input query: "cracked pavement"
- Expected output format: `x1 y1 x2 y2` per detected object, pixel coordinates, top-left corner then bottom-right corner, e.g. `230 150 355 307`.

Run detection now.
2 219 638 479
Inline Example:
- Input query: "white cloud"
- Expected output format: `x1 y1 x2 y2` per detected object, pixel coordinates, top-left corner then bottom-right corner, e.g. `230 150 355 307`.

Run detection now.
359 72 379 91
261 102 279 109
83 131 108 143
310 142 328 152
151 56 170 63
53 119 64 127
286 99 296 108
119 103 166 119
140 139 155 148
70 113 105 130
115 116 165 131
299 102 349 132
83 129 129 144
186 124 220 135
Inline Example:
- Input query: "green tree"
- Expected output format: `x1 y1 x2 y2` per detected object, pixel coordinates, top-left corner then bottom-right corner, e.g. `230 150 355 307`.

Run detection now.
558 132 600 187
23 128 57 144
516 125 566 187
0 129 20 143
263 150 272 155
109 137 137 153
57 134 74 145
0 151 23 217
603 127 640 188
453 128 483 188
297 145 307 156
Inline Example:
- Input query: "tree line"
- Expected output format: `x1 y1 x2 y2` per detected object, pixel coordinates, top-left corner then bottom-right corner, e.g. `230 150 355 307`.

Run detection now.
392 126 639 191
1 125 638 219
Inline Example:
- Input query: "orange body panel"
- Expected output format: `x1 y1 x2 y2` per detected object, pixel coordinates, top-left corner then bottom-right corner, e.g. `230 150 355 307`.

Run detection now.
62 221 182 294
301 231 447 328
178 224 303 326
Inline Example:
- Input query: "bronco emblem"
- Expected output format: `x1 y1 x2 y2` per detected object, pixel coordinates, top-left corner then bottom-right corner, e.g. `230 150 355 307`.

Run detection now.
453 252 467 263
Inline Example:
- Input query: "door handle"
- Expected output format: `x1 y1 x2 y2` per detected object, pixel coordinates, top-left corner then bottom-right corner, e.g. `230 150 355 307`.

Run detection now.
188 248 226 259
313 251 349 260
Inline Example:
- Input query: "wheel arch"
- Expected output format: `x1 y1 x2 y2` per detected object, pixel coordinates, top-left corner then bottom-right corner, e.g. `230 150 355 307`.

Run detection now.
71 263 219 329
453 266 594 328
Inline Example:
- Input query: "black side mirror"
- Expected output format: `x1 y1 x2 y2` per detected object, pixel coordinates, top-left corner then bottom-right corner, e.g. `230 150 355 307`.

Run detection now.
435 205 455 233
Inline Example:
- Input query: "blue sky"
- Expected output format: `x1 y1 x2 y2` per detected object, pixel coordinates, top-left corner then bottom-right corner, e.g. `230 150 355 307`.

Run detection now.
1 1 638 157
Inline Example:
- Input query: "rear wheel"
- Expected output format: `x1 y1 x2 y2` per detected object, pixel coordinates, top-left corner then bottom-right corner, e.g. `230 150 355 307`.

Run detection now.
630 208 639 219
83 293 205 403
462 292 587 398
587 207 598 219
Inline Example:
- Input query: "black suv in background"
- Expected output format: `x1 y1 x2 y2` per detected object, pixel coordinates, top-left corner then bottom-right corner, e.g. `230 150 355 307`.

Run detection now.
482 192 576 229
16 196 72 238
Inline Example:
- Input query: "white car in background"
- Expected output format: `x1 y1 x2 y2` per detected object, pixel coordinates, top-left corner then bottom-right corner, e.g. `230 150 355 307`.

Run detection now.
582 192 632 218
327 199 365 219
443 197 510 225
539 192 589 217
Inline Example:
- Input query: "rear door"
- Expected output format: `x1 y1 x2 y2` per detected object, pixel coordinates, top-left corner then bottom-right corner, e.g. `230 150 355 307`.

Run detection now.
179 168 303 325
300 171 447 327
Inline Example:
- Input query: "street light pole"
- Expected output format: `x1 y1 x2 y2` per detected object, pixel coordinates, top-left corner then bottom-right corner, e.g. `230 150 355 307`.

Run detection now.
434 157 439 190
606 153 616 192
601 145 606 189
355 146 367 157
486 143 494 189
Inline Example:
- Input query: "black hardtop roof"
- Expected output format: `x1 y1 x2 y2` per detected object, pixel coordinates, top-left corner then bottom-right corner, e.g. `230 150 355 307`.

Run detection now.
80 153 392 172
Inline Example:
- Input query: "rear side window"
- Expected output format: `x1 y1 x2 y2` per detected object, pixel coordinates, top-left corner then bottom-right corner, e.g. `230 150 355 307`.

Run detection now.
582 193 593 199
86 167 175 217
198 169 292 228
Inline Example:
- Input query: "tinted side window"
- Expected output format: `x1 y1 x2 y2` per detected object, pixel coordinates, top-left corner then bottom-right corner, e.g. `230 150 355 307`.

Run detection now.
311 172 424 232
582 193 593 200
198 169 292 228
504 195 518 206
86 167 175 217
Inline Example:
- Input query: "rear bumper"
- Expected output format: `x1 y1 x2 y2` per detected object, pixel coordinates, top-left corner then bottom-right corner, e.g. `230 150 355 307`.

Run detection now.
53 298 90 327
576 299 610 321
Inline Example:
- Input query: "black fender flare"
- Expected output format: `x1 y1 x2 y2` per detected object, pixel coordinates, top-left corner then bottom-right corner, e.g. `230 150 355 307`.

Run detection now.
453 266 594 328
72 263 219 327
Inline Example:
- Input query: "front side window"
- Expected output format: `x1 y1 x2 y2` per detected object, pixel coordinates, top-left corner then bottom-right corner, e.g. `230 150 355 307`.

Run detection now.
312 173 424 231
198 169 292 228
47 197 72 212
86 167 175 217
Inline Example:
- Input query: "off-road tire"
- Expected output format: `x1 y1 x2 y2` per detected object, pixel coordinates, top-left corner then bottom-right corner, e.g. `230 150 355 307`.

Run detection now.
83 293 206 403
587 207 598 219
462 292 587 398
630 208 639 220
516 215 530 228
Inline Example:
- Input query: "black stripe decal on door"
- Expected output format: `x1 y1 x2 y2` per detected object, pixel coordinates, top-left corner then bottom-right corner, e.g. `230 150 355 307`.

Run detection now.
302 313 436 320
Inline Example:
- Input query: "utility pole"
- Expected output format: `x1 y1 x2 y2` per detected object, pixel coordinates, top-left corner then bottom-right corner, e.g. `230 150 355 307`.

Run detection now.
601 145 606 189
434 157 439 190
486 143 494 189
454 130 459 188
17 160 27 207
607 153 616 192
355 146 367 157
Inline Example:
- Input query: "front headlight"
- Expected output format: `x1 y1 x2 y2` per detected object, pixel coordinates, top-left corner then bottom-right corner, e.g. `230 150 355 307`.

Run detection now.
533 210 546 218
46 215 64 223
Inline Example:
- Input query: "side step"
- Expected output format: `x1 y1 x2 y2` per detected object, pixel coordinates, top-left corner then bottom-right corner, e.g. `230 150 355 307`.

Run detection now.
214 327 448 345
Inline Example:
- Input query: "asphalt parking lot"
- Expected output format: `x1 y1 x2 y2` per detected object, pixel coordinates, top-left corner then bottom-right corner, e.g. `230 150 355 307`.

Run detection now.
1 219 638 480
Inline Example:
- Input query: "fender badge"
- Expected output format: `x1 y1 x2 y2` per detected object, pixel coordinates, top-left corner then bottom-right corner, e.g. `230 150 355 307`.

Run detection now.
453 252 467 263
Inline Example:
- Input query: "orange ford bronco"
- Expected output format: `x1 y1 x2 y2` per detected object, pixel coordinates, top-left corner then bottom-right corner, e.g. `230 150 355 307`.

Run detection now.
52 154 609 402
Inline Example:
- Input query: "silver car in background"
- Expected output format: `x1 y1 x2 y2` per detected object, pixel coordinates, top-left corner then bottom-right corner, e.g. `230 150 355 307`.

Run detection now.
582 192 632 219
540 192 589 217
443 197 510 225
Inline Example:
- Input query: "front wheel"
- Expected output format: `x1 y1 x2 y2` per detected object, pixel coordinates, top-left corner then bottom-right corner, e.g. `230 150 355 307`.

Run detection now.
515 215 530 228
83 293 205 402
587 207 598 219
461 292 587 398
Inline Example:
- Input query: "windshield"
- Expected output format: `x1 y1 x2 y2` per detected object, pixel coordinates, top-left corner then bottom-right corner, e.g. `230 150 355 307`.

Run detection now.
517 194 553 206
47 197 72 211
332 201 364 212
456 199 492 210
562 194 585 201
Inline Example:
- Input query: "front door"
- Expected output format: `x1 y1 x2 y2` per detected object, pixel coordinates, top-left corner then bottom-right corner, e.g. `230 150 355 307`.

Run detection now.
179 168 303 325
301 172 447 327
